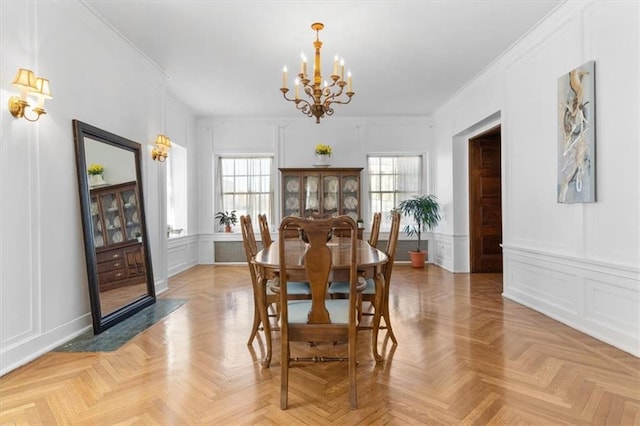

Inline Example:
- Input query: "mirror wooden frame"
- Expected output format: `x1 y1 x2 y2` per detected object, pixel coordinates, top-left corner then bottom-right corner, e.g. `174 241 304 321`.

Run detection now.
73 120 156 334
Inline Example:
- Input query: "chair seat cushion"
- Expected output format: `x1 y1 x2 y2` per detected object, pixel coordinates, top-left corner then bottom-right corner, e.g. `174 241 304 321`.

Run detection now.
267 277 312 295
287 299 351 324
328 277 373 295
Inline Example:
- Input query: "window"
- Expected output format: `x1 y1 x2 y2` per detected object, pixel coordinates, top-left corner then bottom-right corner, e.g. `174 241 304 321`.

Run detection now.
218 156 273 229
167 142 188 238
368 155 422 225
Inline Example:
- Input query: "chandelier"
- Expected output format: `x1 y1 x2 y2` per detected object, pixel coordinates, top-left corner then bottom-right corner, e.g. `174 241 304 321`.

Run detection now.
280 22 354 124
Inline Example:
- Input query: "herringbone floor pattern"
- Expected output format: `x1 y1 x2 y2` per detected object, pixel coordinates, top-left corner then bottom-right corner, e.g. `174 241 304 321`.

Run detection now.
1 265 638 425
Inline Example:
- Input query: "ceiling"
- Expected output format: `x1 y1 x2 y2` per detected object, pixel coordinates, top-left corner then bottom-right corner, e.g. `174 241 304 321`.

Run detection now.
83 0 563 120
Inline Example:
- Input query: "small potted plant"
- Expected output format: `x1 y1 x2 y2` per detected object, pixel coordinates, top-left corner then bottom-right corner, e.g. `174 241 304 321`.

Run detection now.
314 144 332 166
215 210 238 232
87 163 106 187
397 195 441 267
134 231 142 243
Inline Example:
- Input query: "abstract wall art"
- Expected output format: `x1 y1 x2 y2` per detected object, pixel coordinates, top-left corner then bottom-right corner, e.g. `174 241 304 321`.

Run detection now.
557 60 596 203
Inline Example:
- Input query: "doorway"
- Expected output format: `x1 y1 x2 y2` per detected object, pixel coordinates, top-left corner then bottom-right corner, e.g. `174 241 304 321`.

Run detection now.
469 126 503 273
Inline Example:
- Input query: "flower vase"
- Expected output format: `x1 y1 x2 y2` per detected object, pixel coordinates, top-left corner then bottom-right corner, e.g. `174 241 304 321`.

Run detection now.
89 174 106 187
315 154 330 167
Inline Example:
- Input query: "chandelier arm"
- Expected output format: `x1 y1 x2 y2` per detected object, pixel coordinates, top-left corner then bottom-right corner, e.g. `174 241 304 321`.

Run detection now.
325 95 354 107
296 99 313 118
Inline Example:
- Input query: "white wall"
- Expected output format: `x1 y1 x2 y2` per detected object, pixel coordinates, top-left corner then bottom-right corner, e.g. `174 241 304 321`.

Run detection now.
431 0 639 355
0 1 196 375
194 116 433 263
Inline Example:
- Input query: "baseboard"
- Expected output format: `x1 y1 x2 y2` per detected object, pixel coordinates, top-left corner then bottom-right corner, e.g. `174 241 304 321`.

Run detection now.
503 245 640 357
1 314 92 377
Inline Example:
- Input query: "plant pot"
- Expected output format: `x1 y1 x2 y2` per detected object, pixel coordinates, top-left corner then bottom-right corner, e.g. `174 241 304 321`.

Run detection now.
315 154 330 167
88 174 106 187
408 250 427 268
224 225 232 233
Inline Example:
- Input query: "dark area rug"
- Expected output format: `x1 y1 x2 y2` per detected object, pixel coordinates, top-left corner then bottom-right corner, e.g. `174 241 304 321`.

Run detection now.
53 299 186 352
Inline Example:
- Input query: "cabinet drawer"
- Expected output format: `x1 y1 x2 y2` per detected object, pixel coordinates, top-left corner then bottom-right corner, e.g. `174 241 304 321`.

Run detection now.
97 259 126 273
99 269 127 283
97 249 124 263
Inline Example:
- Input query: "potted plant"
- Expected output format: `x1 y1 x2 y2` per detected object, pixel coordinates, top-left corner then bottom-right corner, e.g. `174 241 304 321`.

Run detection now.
397 195 441 267
314 143 332 166
87 163 106 187
134 231 142 243
215 210 238 232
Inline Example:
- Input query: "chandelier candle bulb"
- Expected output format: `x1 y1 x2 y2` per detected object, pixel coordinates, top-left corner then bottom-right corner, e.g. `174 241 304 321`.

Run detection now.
348 71 352 92
333 55 339 76
301 53 307 76
295 78 300 99
340 58 345 80
282 66 287 89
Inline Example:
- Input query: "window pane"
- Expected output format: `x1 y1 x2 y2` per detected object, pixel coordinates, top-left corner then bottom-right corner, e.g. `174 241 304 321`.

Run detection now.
167 143 188 237
218 156 274 230
368 154 422 227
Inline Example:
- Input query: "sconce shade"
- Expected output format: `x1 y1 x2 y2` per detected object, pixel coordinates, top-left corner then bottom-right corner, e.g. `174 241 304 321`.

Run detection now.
155 134 172 148
35 78 53 99
12 68 37 91
152 134 172 162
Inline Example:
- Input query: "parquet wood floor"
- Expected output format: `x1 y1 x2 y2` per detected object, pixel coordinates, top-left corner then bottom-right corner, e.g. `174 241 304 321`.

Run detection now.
1 265 639 425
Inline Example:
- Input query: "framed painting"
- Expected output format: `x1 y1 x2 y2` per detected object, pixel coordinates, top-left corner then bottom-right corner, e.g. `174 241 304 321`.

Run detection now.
557 60 596 203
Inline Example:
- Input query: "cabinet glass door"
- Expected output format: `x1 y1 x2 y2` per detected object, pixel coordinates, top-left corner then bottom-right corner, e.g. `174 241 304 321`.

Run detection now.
119 188 140 241
99 192 124 246
303 175 320 216
91 195 105 248
322 174 340 217
283 175 301 217
341 175 359 221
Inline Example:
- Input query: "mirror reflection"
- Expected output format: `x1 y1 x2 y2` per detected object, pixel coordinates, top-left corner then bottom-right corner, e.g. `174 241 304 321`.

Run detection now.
73 120 155 334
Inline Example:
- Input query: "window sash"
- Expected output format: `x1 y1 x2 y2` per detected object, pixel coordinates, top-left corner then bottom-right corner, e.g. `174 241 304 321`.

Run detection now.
218 156 273 228
368 155 422 226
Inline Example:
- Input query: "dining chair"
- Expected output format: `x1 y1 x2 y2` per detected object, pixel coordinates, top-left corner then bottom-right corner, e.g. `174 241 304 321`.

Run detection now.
368 212 382 247
258 213 272 248
240 215 277 350
328 210 401 344
241 215 313 367
278 215 360 410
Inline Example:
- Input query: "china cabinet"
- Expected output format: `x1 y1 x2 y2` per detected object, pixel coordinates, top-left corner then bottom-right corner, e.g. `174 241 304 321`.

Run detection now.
90 181 146 291
279 167 363 222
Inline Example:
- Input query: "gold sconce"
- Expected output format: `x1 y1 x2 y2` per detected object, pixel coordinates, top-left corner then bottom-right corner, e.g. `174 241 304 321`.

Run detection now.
151 134 172 162
8 68 53 122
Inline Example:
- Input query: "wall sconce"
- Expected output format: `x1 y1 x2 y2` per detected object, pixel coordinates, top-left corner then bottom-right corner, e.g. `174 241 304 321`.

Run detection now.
8 68 53 122
151 134 172 162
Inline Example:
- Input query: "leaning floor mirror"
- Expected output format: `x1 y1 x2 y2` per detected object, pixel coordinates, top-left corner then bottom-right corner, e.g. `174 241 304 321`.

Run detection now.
73 120 156 334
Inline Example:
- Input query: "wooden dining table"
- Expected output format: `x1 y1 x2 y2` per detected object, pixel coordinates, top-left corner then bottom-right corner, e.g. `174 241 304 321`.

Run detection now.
254 236 389 364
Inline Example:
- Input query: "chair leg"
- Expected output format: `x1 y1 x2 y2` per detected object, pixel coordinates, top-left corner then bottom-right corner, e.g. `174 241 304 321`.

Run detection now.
247 299 260 345
349 326 358 409
281 343 289 409
382 295 398 345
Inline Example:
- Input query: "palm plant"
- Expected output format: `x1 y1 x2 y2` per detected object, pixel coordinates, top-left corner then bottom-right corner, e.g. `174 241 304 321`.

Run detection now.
397 195 441 252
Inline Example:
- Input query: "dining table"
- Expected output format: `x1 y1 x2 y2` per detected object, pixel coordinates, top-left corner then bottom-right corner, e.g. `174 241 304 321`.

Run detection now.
254 236 389 365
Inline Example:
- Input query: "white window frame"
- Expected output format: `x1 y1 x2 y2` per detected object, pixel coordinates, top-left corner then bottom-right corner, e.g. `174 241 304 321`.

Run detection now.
167 141 188 238
366 153 427 230
215 155 275 232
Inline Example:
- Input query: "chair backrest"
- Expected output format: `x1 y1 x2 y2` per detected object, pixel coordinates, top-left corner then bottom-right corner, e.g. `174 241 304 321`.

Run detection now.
240 215 263 294
258 214 272 248
382 211 401 284
278 216 358 325
240 215 258 258
368 212 382 247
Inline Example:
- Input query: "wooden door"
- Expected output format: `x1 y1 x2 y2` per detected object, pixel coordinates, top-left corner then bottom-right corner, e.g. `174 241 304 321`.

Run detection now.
469 127 503 272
